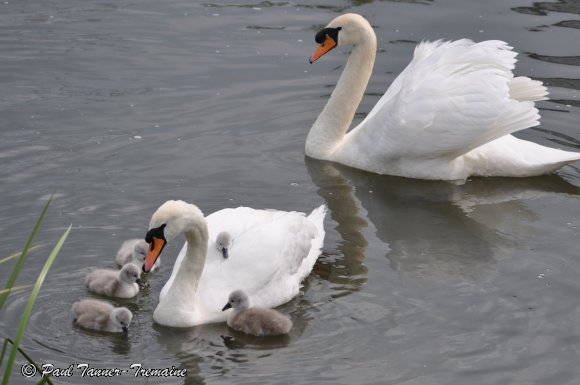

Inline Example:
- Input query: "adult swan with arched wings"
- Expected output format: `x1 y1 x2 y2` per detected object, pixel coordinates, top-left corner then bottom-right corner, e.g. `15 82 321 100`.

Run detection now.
306 13 580 180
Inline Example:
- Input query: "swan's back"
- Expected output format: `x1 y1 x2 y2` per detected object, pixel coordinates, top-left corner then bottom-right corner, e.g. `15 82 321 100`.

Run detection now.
160 205 326 326
199 206 325 314
159 206 291 300
337 40 579 179
207 207 290 238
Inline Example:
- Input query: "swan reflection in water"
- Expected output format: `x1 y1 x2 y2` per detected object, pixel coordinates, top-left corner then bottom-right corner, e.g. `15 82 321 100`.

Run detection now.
305 157 580 282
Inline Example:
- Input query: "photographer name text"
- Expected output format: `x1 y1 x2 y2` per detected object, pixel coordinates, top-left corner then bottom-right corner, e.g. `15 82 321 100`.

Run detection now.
20 363 187 379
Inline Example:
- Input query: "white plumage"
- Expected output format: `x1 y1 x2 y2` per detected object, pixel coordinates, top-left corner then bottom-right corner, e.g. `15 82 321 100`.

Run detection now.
146 200 326 327
306 13 580 180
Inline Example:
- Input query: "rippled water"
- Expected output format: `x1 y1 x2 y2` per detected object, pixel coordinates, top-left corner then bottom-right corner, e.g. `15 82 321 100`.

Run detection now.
1 0 580 384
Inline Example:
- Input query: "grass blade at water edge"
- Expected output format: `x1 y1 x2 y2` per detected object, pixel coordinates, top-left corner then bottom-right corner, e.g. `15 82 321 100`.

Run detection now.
0 285 34 296
0 338 54 385
0 246 41 265
0 197 52 310
1 224 71 385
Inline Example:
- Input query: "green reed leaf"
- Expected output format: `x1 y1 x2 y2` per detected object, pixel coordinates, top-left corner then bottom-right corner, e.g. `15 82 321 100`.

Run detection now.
1 224 71 385
0 197 52 311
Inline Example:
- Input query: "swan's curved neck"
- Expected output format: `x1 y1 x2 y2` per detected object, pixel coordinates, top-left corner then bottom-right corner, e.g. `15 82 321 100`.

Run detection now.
160 221 208 309
306 31 376 159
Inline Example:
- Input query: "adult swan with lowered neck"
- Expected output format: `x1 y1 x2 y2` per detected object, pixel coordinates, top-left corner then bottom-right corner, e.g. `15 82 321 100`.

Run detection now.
143 200 326 328
306 13 580 180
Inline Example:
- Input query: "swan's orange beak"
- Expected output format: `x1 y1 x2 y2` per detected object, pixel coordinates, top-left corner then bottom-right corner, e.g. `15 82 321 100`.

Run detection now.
144 236 165 273
309 35 337 63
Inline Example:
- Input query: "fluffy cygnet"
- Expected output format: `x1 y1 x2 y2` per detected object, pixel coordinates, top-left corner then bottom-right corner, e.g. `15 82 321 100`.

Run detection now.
222 290 292 336
85 263 141 298
116 239 160 271
215 231 232 259
72 299 132 334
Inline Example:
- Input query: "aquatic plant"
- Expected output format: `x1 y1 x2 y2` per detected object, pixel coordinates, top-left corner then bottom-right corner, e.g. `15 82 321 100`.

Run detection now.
0 197 71 385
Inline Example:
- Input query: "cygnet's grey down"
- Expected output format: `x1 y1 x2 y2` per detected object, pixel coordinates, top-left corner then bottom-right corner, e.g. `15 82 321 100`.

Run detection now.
222 290 292 336
72 299 132 334
116 239 160 271
215 231 232 259
85 263 141 298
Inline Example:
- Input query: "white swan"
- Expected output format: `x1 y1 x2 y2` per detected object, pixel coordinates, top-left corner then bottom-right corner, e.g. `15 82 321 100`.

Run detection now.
222 290 293 336
143 200 326 327
306 13 580 180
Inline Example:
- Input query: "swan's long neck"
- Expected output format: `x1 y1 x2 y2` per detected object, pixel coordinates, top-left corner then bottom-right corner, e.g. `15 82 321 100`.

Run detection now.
157 220 208 317
306 30 376 159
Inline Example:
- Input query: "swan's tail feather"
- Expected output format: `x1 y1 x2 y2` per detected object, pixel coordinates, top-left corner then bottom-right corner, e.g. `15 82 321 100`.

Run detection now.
298 204 327 282
470 135 580 177
494 101 541 137
509 77 548 102
527 144 580 174
459 101 541 157
307 204 327 245
308 204 327 223
506 148 580 176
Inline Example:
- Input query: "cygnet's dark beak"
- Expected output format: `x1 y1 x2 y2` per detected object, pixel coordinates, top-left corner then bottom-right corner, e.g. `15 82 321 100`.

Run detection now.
222 303 232 311
222 247 229 259
122 326 129 335
136 278 142 286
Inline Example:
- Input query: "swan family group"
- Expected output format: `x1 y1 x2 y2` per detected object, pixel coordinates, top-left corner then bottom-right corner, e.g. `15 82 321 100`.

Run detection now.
72 202 323 336
72 13 579 337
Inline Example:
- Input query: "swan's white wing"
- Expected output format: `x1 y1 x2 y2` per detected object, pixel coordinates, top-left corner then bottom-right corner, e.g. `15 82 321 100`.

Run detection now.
159 207 288 301
195 210 320 319
345 40 541 160
206 206 288 241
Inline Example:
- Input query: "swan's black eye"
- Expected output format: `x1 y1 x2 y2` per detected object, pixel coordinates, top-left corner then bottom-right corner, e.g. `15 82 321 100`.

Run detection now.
145 223 166 244
315 27 341 44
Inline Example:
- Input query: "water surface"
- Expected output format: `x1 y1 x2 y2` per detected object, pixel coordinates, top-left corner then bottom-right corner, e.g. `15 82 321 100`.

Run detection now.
1 0 580 384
